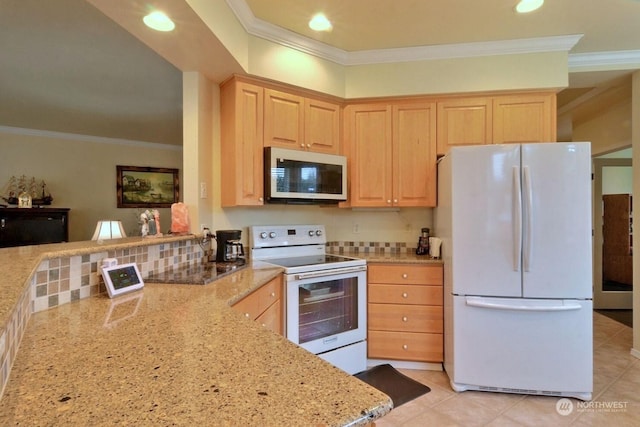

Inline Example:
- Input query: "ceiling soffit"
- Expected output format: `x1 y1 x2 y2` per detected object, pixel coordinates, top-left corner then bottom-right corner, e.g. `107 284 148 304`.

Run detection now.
226 0 640 71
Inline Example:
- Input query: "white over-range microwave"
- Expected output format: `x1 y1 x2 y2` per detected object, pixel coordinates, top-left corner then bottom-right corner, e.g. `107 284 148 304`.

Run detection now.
264 147 348 204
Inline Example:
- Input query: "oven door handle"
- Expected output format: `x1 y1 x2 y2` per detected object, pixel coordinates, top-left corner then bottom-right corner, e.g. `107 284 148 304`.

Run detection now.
294 265 366 280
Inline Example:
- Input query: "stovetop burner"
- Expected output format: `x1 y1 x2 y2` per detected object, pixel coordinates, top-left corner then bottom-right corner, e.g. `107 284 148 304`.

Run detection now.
146 259 247 285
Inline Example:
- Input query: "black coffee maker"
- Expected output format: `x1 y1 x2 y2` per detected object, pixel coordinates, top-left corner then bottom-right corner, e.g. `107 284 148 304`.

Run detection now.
214 230 245 263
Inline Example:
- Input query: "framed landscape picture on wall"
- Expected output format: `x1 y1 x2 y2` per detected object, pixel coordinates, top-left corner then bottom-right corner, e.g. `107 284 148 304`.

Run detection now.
116 166 180 208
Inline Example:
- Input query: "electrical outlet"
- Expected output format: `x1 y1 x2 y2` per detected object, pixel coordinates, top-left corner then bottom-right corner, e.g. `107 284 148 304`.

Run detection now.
353 223 360 233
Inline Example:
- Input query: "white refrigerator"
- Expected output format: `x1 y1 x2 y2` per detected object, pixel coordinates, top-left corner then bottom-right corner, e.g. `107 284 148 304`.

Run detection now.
434 143 593 401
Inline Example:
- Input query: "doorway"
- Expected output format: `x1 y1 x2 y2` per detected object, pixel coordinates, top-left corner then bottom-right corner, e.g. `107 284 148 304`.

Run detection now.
593 154 633 310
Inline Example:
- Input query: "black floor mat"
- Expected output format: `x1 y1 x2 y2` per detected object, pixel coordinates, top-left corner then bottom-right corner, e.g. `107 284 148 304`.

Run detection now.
354 364 430 408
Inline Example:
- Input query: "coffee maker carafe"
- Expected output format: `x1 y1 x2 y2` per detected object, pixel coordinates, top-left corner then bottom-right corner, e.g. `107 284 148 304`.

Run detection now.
214 230 245 262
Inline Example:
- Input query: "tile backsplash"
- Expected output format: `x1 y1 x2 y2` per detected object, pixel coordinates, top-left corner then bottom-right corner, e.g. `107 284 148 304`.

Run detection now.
327 241 412 254
31 239 203 313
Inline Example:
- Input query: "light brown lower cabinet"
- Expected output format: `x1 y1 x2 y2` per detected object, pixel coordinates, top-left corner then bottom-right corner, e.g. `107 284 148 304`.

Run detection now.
232 275 284 335
367 264 443 362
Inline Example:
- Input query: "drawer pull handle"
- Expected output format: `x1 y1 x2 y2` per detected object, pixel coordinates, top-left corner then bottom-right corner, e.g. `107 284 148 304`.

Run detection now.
402 292 408 298
402 344 408 350
402 273 408 279
244 313 251 318
270 292 276 297
402 316 408 322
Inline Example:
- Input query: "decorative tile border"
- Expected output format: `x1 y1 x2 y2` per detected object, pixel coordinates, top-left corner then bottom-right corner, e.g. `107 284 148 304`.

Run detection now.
326 241 413 254
0 238 203 399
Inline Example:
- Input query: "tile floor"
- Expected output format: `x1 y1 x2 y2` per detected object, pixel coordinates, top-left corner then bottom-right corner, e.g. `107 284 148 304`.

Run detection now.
376 312 639 426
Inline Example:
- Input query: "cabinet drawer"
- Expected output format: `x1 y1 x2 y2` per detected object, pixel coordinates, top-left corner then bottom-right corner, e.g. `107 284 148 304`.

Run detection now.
233 276 282 320
368 264 442 285
368 304 443 333
368 283 442 305
368 330 443 362
252 276 282 315
255 299 282 335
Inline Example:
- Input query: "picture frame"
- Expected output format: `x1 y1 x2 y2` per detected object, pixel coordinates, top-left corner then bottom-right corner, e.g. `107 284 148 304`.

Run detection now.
116 166 179 208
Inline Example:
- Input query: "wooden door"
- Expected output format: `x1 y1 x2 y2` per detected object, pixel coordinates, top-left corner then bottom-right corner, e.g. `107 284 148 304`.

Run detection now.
220 80 264 206
493 93 556 144
305 98 341 154
393 102 437 207
264 89 304 150
345 104 392 207
436 97 492 155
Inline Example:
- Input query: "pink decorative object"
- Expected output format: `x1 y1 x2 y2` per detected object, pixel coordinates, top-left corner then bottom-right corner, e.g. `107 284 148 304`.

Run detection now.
152 209 162 236
171 203 190 234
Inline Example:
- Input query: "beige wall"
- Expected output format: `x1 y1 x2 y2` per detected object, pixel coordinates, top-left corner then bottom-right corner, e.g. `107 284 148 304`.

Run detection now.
0 128 182 241
344 52 568 98
573 101 632 155
247 37 346 97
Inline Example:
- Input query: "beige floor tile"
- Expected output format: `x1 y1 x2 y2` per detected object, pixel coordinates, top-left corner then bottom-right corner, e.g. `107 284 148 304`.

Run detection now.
374 312 639 427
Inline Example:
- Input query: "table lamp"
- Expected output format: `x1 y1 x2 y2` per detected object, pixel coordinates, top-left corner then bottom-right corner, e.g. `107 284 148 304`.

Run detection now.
92 220 127 240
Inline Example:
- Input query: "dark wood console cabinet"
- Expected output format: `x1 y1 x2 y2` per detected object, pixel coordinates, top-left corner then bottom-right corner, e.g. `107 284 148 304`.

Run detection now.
0 208 70 247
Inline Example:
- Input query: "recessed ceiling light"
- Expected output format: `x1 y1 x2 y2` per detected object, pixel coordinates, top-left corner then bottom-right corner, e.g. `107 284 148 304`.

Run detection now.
143 11 175 32
515 0 544 13
309 13 332 32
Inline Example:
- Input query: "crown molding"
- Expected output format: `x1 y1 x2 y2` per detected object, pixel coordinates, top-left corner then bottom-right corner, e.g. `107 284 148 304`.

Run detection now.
568 50 640 71
225 0 582 65
0 125 183 151
346 35 583 65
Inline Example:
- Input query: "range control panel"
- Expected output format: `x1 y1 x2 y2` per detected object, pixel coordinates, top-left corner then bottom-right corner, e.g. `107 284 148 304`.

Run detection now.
250 224 326 249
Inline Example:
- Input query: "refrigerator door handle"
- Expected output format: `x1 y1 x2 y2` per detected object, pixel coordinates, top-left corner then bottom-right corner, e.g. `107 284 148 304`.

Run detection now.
465 297 582 312
522 165 533 272
512 166 522 272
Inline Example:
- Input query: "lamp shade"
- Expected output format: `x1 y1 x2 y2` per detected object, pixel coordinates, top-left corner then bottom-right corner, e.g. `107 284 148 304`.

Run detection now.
92 220 127 240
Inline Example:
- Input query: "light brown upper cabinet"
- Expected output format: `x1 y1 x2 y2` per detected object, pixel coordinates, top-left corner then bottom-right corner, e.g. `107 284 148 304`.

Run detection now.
304 98 341 154
220 79 265 206
436 97 492 155
345 101 437 208
492 93 556 144
221 76 343 206
436 91 556 156
263 88 341 154
264 89 304 150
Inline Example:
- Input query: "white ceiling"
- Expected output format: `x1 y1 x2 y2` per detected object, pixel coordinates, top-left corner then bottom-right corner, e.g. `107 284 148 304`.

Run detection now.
1 0 639 145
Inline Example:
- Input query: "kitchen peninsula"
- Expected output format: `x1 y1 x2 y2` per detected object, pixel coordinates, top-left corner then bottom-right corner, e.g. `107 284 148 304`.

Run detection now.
0 237 391 426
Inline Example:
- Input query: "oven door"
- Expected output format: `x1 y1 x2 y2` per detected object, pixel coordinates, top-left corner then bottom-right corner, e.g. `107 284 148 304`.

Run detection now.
286 265 366 355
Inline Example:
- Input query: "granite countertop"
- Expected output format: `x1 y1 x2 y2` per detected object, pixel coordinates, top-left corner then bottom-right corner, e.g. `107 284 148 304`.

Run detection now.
0 235 198 331
0 255 392 426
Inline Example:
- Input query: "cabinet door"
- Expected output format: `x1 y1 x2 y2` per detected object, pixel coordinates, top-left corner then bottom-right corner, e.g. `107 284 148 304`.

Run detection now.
436 97 492 155
264 89 304 150
345 104 393 207
393 102 437 207
493 93 556 144
220 80 264 206
305 98 341 154
256 299 283 335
